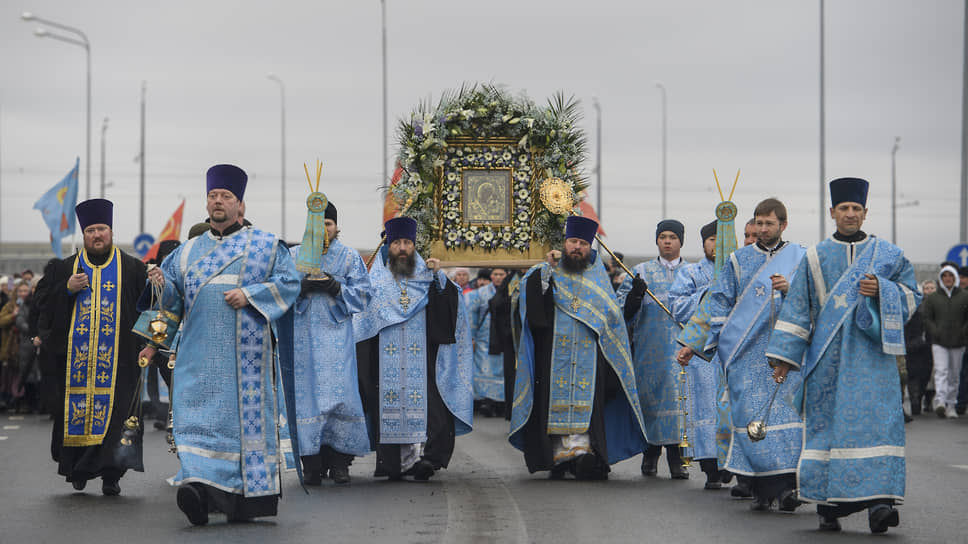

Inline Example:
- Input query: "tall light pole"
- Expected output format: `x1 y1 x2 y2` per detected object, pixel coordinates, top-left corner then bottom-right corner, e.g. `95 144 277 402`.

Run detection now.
381 0 389 198
656 83 667 219
100 117 108 198
818 0 826 242
593 98 602 228
891 137 900 244
267 73 287 240
23 12 91 201
961 2 968 242
139 82 146 233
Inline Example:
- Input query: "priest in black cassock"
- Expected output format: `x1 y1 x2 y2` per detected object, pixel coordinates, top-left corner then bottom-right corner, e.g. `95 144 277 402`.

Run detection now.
509 216 648 480
38 198 148 495
354 217 474 481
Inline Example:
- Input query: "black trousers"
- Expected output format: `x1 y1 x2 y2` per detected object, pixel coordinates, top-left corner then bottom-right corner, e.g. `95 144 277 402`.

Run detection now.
301 445 354 474
818 499 894 519
190 483 279 519
750 473 796 500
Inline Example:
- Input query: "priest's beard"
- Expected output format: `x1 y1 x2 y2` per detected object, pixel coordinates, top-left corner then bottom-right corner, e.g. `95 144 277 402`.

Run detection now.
388 250 416 278
561 252 590 273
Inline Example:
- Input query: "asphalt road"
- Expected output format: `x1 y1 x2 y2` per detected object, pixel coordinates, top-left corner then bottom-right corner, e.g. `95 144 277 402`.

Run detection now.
0 410 965 543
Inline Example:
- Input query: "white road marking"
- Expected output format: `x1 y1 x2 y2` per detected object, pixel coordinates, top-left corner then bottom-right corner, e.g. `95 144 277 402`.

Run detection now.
0 436 7 440
952 465 968 471
2 425 20 430
7 416 24 421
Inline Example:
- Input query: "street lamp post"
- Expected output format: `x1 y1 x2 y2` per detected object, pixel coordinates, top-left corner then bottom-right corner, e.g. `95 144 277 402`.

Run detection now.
23 12 91 201
100 117 108 198
267 73 287 240
381 0 389 200
656 83 667 219
891 137 900 244
593 98 602 227
819 0 826 242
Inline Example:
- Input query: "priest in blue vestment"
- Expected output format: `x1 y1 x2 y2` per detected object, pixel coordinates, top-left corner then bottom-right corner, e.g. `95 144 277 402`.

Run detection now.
677 199 806 512
139 164 301 525
667 219 729 490
467 267 508 417
289 201 371 485
616 219 689 480
767 178 921 534
354 217 473 481
39 199 148 496
510 216 647 480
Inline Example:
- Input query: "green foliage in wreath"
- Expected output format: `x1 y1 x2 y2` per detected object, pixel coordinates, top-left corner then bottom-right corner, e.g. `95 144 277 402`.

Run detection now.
389 84 589 255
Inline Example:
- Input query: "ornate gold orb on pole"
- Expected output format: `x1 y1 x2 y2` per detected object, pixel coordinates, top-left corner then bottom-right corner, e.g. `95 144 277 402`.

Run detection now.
538 177 680 324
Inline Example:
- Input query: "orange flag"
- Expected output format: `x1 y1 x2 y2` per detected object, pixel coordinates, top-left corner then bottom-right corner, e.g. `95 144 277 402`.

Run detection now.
142 199 186 263
382 162 405 224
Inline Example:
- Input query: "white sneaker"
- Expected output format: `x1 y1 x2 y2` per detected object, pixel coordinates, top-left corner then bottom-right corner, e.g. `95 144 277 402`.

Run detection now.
945 405 959 419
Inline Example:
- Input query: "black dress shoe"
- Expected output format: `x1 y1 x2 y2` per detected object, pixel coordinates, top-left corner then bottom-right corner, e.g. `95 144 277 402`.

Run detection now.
720 471 734 484
750 496 772 511
101 479 121 496
548 466 567 480
703 478 722 490
176 485 209 526
778 489 801 512
331 466 351 485
71 479 87 491
868 505 899 534
640 454 658 477
304 470 323 486
818 515 842 531
574 454 608 480
669 465 689 480
730 482 753 498
411 459 435 481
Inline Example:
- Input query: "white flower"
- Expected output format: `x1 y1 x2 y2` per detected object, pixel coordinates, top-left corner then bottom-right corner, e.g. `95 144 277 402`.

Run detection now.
447 172 456 181
517 212 529 221
503 151 512 161
447 232 459 241
461 109 475 119
446 211 457 220
484 152 493 161
482 231 494 241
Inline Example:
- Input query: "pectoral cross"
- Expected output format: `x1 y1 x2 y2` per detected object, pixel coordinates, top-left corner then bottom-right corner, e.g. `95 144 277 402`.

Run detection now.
399 293 411 310
570 297 581 312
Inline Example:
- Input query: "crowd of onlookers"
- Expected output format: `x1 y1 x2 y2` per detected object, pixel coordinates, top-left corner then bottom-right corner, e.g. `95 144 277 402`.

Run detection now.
0 269 48 415
905 262 968 421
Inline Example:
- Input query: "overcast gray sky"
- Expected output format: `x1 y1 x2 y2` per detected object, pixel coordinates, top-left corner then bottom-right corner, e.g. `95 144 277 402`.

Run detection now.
0 0 963 263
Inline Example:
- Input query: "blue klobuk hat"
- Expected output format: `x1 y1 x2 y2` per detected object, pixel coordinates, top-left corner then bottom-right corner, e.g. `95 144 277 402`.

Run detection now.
565 216 598 244
75 198 113 230
829 177 869 208
384 216 417 244
206 164 248 201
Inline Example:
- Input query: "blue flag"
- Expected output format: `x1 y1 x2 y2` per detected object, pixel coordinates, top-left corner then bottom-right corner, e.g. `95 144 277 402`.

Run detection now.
33 158 80 259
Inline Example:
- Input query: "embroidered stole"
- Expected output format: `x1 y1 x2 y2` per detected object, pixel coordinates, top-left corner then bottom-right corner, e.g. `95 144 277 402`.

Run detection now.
547 266 644 436
717 244 805 369
184 229 281 496
801 238 898 380
64 248 122 446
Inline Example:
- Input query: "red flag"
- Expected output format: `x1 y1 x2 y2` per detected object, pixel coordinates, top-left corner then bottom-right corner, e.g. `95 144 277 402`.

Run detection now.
578 199 607 237
382 162 405 224
142 199 186 263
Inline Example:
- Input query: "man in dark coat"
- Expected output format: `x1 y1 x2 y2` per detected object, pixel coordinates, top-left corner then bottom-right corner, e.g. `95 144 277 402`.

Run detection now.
38 199 148 495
